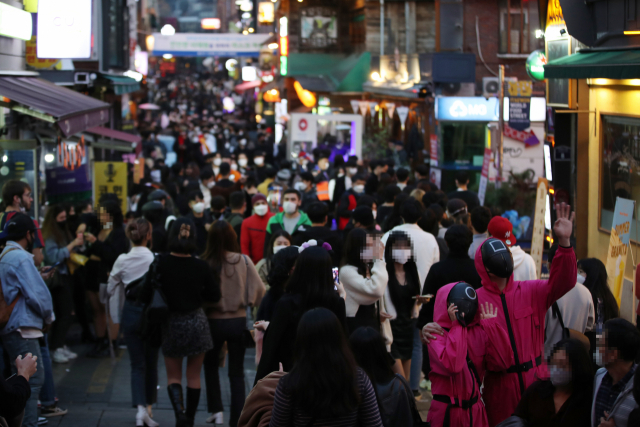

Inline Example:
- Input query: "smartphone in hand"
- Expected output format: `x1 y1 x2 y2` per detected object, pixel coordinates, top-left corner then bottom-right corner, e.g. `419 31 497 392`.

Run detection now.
332 267 339 291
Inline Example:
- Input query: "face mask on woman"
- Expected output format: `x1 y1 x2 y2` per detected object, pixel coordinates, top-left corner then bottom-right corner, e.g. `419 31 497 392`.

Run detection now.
548 365 572 387
577 273 586 285
392 249 412 265
192 202 205 214
254 157 264 166
238 158 248 168
353 184 365 194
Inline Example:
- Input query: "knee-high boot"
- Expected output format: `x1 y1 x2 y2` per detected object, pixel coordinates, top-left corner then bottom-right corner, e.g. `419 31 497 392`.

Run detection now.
185 387 201 427
167 384 189 427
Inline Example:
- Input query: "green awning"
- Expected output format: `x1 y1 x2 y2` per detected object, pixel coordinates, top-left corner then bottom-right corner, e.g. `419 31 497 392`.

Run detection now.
544 50 640 79
97 74 141 95
287 52 371 92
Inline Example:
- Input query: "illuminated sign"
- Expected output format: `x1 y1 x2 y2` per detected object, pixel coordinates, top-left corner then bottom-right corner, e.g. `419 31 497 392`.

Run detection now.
279 17 288 76
526 50 547 81
258 2 274 24
279 17 288 37
280 56 288 76
0 2 33 41
201 18 221 30
280 37 288 56
436 97 546 122
37 0 92 58
242 66 258 82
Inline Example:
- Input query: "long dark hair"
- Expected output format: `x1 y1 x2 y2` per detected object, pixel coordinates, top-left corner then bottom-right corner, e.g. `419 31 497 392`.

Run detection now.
286 246 337 312
342 228 368 277
349 327 395 386
263 230 292 270
284 308 360 417
267 246 299 294
550 338 595 393
382 193 409 233
578 258 619 322
384 231 421 308
167 217 197 254
42 204 73 246
99 200 124 229
202 220 241 276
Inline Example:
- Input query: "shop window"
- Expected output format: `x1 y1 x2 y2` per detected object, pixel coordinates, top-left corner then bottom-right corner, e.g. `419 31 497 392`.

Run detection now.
600 115 640 235
498 0 543 54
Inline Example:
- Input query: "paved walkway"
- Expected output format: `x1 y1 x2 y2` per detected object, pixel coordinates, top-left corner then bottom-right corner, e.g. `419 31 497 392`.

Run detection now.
44 335 431 427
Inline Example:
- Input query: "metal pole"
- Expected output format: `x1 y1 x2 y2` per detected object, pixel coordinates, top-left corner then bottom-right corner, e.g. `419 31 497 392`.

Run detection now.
497 64 505 189
380 0 384 62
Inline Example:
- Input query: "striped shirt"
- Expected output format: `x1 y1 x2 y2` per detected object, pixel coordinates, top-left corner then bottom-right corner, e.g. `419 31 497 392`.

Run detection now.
269 368 383 427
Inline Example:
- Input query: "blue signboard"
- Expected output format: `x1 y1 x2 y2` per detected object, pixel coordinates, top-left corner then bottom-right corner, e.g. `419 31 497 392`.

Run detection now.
435 97 500 121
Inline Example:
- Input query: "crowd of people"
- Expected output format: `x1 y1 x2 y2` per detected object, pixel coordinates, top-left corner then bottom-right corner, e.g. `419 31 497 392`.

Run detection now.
0 74 638 427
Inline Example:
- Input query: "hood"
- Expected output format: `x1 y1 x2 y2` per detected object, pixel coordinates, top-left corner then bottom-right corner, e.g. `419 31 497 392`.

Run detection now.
434 282 480 328
509 245 526 268
474 239 515 295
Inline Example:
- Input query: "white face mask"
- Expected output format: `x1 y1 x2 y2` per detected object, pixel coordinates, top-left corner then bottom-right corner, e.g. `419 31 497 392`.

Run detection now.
372 210 377 220
360 248 375 262
283 201 297 215
353 184 365 194
273 245 288 254
238 158 248 167
231 163 238 171
192 202 205 214
213 158 222 166
594 348 605 366
548 365 572 387
254 157 264 166
576 273 586 285
254 204 268 216
392 249 412 265
348 167 358 176
294 182 307 192
206 181 215 189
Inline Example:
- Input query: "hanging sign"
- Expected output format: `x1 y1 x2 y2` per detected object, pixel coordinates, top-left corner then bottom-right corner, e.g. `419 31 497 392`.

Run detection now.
507 81 532 131
350 99 359 114
93 162 128 215
358 101 369 116
369 102 378 122
429 134 439 167
504 125 540 146
396 106 409 130
530 178 549 278
57 136 86 171
478 148 492 206
606 197 636 307
386 102 395 119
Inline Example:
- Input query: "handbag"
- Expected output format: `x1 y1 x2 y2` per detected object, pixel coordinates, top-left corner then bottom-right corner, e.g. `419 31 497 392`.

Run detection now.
241 255 256 348
144 256 169 325
0 249 19 329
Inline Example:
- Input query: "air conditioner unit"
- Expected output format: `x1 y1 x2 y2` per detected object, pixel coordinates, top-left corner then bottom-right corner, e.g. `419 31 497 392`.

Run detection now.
482 77 518 97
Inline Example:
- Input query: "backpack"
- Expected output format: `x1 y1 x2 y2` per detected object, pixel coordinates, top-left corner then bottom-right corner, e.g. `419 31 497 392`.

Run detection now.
375 374 428 427
0 248 20 329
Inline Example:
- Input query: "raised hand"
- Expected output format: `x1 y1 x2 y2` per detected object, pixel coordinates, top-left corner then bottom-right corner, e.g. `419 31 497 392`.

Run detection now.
553 202 575 247
447 303 458 323
480 302 498 320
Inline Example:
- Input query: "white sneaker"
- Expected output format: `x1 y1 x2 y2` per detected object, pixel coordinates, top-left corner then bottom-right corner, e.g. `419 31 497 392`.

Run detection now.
61 346 77 360
51 348 69 364
206 412 223 424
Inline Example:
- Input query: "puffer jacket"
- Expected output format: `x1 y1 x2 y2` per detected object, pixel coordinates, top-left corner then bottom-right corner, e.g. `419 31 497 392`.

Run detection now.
474 241 577 427
427 282 512 427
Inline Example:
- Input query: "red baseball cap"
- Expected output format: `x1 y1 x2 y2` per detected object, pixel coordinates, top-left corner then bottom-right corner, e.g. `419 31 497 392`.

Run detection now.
488 216 516 247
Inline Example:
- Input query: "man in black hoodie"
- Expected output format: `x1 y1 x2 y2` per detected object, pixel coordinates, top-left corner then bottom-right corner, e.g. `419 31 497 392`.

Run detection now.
292 202 342 267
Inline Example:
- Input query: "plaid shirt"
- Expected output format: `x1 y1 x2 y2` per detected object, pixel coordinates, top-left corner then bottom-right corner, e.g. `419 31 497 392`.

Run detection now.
594 364 637 423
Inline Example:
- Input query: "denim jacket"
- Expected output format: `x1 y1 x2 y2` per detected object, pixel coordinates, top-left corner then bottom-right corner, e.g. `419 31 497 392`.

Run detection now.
0 241 54 335
43 237 70 275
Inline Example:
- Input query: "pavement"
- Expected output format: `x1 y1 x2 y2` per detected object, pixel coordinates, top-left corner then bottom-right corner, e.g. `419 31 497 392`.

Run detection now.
43 329 431 427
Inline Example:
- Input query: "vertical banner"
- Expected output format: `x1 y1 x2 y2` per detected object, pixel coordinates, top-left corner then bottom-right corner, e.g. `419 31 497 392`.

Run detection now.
605 197 636 306
93 162 128 215
396 106 409 131
358 101 369 117
478 148 492 206
429 168 441 189
350 99 360 114
530 177 549 279
430 134 439 167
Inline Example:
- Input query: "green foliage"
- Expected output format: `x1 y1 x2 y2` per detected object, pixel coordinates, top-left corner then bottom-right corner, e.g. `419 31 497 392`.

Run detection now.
471 169 537 216
362 128 390 160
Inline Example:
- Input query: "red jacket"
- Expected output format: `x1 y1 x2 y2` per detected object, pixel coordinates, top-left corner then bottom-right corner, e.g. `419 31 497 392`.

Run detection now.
241 212 275 265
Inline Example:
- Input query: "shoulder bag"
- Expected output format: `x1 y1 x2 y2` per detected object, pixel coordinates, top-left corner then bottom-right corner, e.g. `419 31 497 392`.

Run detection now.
0 248 20 329
241 255 256 348
144 256 169 324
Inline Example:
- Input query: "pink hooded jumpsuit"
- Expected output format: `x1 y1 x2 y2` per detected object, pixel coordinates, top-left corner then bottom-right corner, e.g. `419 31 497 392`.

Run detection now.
474 243 576 426
427 282 513 427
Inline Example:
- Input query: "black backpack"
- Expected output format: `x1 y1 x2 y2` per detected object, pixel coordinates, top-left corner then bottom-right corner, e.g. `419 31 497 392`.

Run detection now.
374 374 428 427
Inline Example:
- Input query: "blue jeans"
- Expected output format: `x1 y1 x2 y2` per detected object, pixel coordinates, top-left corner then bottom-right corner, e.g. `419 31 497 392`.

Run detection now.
122 299 159 407
1 332 45 427
39 335 55 407
410 326 422 391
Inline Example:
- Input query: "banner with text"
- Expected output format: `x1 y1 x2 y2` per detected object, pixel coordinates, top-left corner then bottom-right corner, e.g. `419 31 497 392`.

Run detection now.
605 197 636 306
530 178 549 279
93 162 128 216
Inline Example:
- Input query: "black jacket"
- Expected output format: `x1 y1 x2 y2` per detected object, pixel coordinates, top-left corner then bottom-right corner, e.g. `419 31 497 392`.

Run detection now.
292 226 343 267
88 227 130 284
418 252 482 329
0 374 30 420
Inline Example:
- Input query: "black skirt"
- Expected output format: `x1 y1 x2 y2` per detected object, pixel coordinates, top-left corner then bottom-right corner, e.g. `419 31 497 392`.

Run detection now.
161 308 213 358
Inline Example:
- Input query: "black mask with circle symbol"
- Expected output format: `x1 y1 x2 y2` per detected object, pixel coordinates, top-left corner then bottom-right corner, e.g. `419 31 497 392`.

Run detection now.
447 282 478 327
481 238 514 279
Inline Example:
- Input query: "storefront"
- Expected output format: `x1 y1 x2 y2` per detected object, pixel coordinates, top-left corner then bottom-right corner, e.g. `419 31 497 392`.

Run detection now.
433 96 547 192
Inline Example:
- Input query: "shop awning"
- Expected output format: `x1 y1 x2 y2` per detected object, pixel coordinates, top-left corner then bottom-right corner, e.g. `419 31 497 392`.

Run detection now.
287 52 371 93
85 126 140 152
235 80 261 92
363 81 420 99
97 74 141 95
0 76 110 136
544 50 640 79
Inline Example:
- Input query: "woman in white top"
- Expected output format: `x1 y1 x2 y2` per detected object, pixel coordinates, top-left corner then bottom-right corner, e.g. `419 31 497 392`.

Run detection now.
109 218 158 427
340 228 388 335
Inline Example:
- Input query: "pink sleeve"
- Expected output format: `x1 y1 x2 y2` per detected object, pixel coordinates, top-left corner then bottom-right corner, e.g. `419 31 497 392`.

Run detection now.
481 317 514 372
427 324 469 375
530 246 577 310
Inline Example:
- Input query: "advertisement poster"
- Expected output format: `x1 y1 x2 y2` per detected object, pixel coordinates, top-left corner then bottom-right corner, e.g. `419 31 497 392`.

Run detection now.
93 162 128 215
430 134 439 167
300 7 337 47
605 197 635 306
530 178 549 279
478 148 492 206
507 81 532 131
45 164 92 204
429 168 441 189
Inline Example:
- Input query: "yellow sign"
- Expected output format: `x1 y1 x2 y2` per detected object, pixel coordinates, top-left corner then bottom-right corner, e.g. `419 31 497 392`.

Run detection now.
508 81 533 97
94 162 128 215
530 178 548 279
25 37 59 69
546 0 566 30
604 197 636 306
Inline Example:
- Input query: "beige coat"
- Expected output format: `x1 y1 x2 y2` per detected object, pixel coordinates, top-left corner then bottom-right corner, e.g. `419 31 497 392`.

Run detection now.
205 252 266 319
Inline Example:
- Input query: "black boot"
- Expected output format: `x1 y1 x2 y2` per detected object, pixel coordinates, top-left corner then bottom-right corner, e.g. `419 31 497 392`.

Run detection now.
86 337 109 358
167 384 189 427
185 387 201 427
